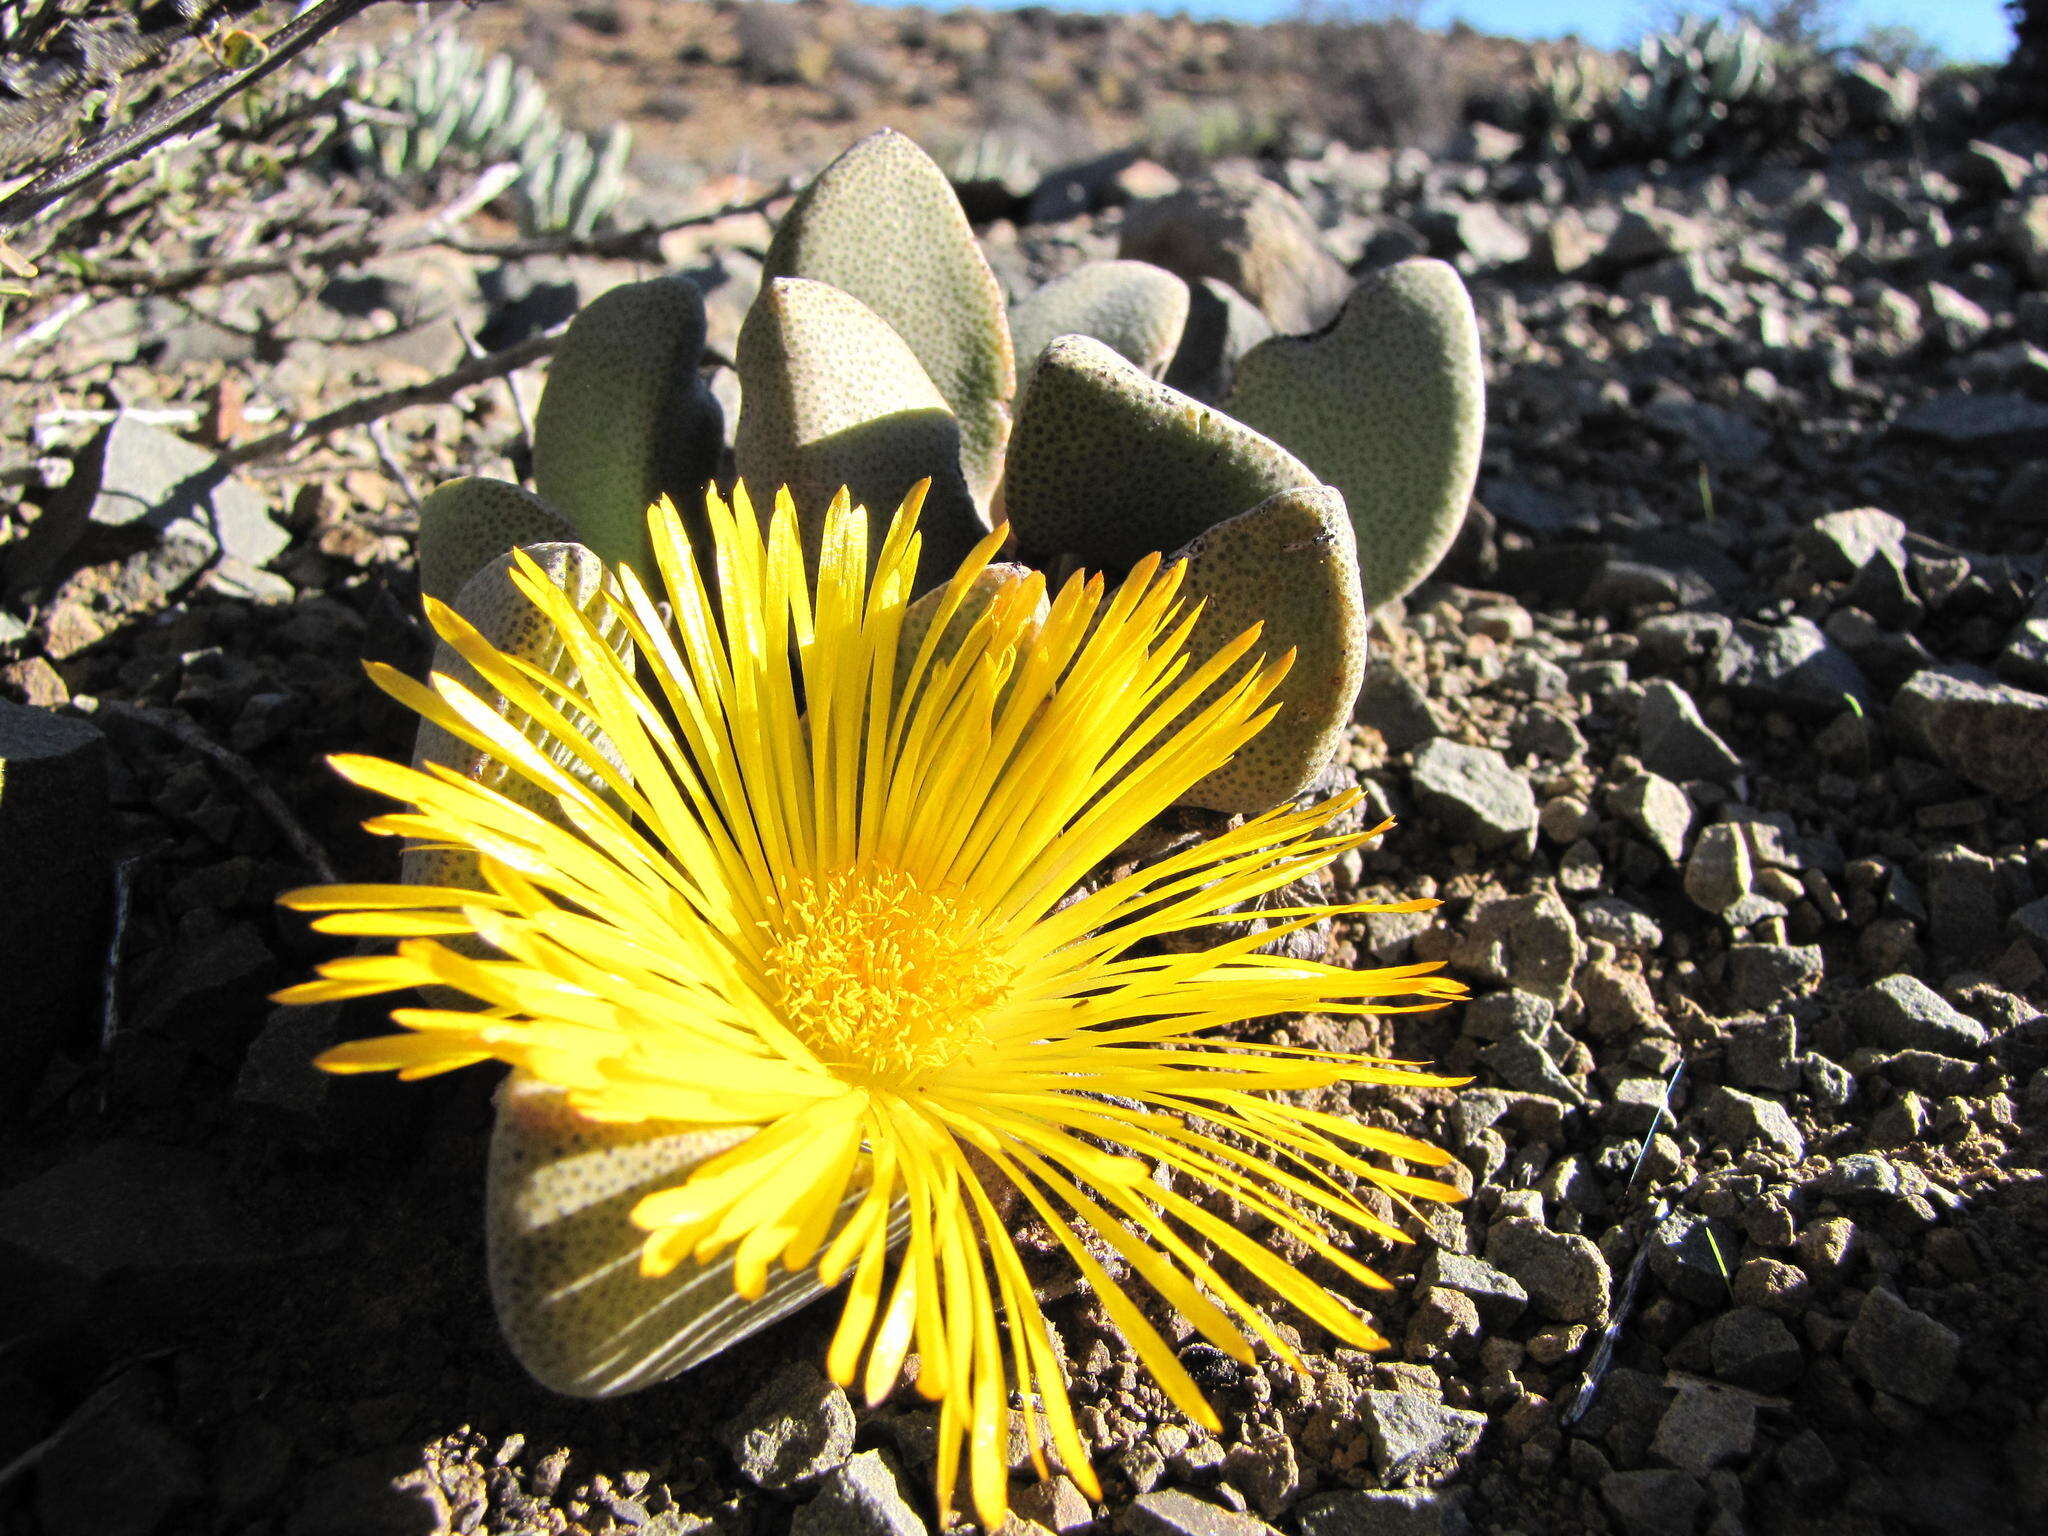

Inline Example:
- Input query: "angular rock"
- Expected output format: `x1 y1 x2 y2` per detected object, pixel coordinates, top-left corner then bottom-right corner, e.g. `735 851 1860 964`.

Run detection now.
1358 1392 1486 1486
720 1360 855 1491
1599 1469 1704 1536
1357 668 1448 753
1119 168 1350 335
1612 772 1695 867
1704 1086 1806 1161
1295 1489 1467 1536
1850 975 1989 1056
1723 944 1823 1011
1637 680 1742 785
4 416 284 595
1711 617 1873 720
1124 1490 1277 1536
1684 823 1753 915
1649 1385 1755 1476
1416 1250 1529 1330
1485 1216 1610 1324
1892 393 2048 456
35 1374 204 1536
0 699 109 1113
1842 1286 1960 1406
1711 1307 1804 1392
791 1451 928 1536
1891 666 2048 802
1455 888 1582 1007
1797 508 1907 581
1410 740 1537 854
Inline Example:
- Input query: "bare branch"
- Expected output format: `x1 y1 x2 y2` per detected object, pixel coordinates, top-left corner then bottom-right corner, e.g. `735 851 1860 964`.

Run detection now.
222 324 563 467
0 0 420 238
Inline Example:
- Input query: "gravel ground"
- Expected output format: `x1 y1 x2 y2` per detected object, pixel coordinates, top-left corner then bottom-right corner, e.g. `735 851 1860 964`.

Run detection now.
2 9 2046 1536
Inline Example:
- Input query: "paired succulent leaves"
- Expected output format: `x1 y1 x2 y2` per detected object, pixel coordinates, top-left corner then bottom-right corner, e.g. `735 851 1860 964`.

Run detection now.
407 127 1484 1396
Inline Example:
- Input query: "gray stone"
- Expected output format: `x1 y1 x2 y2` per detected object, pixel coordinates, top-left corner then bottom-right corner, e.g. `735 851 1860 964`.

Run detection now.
1164 277 1274 404
1460 989 1554 1043
1842 1286 1960 1406
1684 823 1753 915
1295 1489 1468 1536
1923 281 1993 354
1723 943 1824 1010
791 1452 927 1536
1124 1490 1276 1536
3 416 285 595
1775 1429 1839 1499
1635 681 1742 784
1611 770 1693 864
1603 207 1708 269
1485 1216 1610 1324
1454 887 1582 1006
0 699 109 1113
1357 669 1448 753
1649 1212 1738 1308
1705 1086 1806 1161
1607 1075 1683 1135
1358 1392 1487 1486
1948 138 2031 197
1479 1033 1585 1106
1649 1385 1756 1476
1642 397 1769 464
1725 1017 1801 1092
1416 1250 1529 1330
1892 392 2048 456
1013 1478 1093 1535
721 1360 856 1490
1711 617 1873 720
1891 666 2048 801
1844 548 1924 630
1797 508 1907 581
1711 1307 1804 1391
1421 201 1531 268
1997 615 2048 691
1575 896 1663 953
1410 740 1538 854
1850 975 1989 1056
1808 1152 1911 1203
1119 169 1350 334
1599 1469 1704 1536
2002 193 2048 289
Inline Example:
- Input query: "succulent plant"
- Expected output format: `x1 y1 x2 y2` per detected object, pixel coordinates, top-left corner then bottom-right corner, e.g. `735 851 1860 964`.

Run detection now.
395 125 1485 1385
335 34 631 238
1609 15 1776 161
1517 48 1627 157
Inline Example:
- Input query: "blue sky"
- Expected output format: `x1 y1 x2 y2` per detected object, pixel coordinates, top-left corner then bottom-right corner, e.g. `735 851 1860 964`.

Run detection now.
963 2 2015 63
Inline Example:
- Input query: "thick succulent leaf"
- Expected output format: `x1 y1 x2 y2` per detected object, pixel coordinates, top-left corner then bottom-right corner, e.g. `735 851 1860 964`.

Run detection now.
489 1074 881 1397
734 277 984 589
1168 485 1368 815
1008 260 1189 387
1001 334 1316 576
1162 277 1275 404
532 273 724 581
893 561 1049 703
404 544 630 941
415 476 573 610
1224 259 1484 609
762 128 1016 509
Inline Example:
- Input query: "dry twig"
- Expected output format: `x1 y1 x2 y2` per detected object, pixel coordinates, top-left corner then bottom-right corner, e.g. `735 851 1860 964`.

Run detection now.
223 324 563 467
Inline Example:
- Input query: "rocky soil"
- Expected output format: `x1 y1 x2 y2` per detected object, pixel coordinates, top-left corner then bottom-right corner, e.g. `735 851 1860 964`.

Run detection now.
2 6 2048 1536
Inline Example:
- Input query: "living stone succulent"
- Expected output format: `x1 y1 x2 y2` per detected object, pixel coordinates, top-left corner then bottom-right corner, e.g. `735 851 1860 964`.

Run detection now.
392 124 1484 1390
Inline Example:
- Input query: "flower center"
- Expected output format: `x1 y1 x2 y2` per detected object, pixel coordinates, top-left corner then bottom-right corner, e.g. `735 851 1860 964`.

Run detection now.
761 866 1012 1082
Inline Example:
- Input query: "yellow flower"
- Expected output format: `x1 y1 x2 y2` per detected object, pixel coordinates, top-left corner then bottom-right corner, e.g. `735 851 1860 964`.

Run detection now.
277 481 1467 1528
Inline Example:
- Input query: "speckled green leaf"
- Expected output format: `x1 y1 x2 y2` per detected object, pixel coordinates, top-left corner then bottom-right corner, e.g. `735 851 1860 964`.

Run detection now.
1167 485 1368 814
763 128 1016 510
532 274 724 581
734 276 984 590
415 476 573 610
403 544 630 947
488 1074 879 1397
1001 333 1317 576
1224 258 1484 609
1008 259 1189 387
894 561 1048 703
